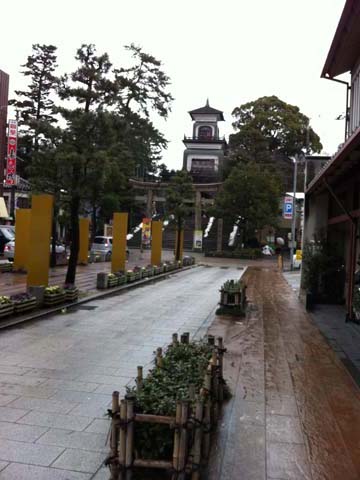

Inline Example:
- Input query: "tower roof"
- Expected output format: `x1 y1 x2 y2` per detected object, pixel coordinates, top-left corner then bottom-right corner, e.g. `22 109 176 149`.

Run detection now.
189 100 224 121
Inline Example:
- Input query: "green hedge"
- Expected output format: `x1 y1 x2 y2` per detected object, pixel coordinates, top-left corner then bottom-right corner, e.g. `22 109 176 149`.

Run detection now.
205 248 262 259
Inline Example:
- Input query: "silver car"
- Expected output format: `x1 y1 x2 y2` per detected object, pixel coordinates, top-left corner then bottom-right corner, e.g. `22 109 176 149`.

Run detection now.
90 236 129 261
4 240 66 262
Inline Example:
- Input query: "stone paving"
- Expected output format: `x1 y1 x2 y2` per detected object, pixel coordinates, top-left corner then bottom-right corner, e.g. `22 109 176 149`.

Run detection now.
0 265 242 479
208 267 360 480
0 248 175 298
283 270 360 385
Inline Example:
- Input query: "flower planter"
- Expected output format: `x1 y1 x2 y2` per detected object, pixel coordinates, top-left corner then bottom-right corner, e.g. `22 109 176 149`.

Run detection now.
154 266 161 275
0 263 13 273
97 272 109 289
43 291 66 307
107 276 118 288
117 275 126 286
127 272 136 283
0 301 14 318
141 269 148 279
134 271 141 281
64 288 79 302
11 294 37 313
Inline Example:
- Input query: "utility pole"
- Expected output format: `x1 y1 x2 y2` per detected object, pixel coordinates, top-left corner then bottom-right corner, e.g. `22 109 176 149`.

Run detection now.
290 154 298 271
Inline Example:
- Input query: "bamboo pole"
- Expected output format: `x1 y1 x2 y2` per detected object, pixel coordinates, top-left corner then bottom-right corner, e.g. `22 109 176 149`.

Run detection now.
119 399 127 480
217 337 224 403
135 413 175 425
191 398 204 480
172 401 182 480
111 391 120 456
110 391 120 480
136 366 143 393
207 335 215 346
183 332 190 344
125 399 134 480
178 401 189 480
172 333 179 346
202 399 211 461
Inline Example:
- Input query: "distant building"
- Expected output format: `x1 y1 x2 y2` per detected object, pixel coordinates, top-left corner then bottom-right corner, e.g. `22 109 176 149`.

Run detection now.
0 70 9 199
183 100 227 183
303 0 360 320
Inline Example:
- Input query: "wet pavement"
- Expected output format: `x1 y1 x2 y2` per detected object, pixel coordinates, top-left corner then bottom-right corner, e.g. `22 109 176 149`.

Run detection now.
0 265 242 479
0 249 174 298
283 270 360 387
208 267 360 480
1 263 360 479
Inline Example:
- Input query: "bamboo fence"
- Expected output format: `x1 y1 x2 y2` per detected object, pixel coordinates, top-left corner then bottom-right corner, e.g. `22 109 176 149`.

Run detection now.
106 333 226 479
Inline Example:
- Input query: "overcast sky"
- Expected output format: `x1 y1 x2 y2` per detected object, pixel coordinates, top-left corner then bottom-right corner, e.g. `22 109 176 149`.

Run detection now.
1 0 347 170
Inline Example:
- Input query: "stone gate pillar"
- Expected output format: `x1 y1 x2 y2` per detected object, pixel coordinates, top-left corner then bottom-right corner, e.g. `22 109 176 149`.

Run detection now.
193 190 203 251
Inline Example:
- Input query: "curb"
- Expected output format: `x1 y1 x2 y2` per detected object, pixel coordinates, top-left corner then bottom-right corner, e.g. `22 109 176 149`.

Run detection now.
0 265 198 330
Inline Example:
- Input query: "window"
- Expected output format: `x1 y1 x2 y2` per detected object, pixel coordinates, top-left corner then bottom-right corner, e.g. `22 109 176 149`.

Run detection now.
198 126 213 140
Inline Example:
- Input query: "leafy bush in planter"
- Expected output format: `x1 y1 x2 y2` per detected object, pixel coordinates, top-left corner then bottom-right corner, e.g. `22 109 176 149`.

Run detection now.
302 241 345 303
127 270 136 282
0 296 15 317
126 341 213 461
133 266 142 280
205 249 261 259
44 286 66 306
64 285 79 302
10 293 37 313
107 273 118 288
0 295 12 305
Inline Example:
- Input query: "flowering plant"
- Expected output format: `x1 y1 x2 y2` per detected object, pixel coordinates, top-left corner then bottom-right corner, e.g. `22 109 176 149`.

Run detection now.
0 296 12 305
45 286 64 294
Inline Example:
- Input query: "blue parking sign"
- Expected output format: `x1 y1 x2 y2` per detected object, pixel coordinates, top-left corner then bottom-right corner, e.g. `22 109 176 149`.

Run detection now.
283 196 293 219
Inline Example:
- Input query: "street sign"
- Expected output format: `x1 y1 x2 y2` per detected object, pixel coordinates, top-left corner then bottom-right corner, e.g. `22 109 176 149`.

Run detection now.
283 196 293 219
5 119 17 186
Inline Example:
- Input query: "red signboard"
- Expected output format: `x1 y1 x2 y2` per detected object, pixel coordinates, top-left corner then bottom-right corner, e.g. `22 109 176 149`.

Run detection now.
5 119 17 185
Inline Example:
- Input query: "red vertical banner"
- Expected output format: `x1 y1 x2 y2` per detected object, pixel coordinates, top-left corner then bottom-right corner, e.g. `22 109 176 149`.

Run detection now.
5 119 17 186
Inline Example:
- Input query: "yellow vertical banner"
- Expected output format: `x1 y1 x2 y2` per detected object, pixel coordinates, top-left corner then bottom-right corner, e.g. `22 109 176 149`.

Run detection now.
112 212 128 273
14 209 31 271
175 229 184 261
27 194 54 287
79 218 90 265
151 221 163 266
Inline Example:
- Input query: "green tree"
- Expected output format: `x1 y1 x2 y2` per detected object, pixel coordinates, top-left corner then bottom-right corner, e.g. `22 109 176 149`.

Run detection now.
57 43 173 284
11 44 58 154
10 44 60 265
56 44 113 284
165 170 193 261
214 162 281 245
227 96 322 187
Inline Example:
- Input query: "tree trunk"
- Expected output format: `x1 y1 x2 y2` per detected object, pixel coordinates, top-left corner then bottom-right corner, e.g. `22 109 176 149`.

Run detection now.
91 204 97 242
175 216 182 262
65 195 80 285
50 212 57 268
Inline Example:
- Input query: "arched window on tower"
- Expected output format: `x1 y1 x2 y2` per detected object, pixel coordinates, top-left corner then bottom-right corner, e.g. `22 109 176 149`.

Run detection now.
198 126 213 140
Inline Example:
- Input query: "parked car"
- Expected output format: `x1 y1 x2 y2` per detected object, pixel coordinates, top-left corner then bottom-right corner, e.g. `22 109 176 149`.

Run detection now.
90 236 129 261
4 241 65 262
0 226 15 255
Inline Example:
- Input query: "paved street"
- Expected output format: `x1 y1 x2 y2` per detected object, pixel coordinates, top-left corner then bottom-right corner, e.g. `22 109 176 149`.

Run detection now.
0 265 241 479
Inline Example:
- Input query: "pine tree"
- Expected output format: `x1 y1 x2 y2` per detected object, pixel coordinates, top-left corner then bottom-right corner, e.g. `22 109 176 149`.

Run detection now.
11 44 58 153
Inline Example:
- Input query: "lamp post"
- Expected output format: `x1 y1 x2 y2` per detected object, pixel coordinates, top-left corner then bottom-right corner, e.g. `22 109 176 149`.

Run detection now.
289 155 298 271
